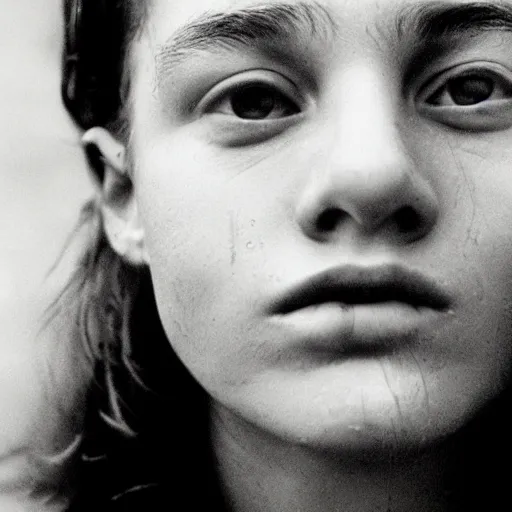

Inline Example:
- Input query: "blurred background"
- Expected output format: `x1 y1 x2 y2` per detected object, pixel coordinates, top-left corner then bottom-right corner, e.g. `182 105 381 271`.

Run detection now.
0 0 92 497
0 0 92 346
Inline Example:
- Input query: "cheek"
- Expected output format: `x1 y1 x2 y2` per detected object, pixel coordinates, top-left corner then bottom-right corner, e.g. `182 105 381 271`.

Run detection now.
133 127 299 316
137 136 233 267
437 150 512 372
137 150 232 311
133 141 269 382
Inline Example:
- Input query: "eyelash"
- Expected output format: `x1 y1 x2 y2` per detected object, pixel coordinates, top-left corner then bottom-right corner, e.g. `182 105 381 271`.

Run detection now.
416 62 512 130
419 63 512 105
194 62 512 137
197 70 304 121
207 83 300 120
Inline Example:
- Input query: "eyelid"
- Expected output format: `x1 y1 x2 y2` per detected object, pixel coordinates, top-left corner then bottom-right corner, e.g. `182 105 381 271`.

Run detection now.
416 61 512 104
194 69 307 115
418 99 512 131
415 61 512 131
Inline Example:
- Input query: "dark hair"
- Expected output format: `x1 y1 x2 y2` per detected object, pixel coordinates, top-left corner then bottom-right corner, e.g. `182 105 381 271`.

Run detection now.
62 0 148 130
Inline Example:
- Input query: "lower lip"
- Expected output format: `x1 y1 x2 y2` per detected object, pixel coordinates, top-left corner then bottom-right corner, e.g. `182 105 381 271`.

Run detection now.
271 302 443 354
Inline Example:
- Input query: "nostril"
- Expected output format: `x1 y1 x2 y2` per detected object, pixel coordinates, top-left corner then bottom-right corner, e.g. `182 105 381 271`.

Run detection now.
316 208 344 232
394 205 422 233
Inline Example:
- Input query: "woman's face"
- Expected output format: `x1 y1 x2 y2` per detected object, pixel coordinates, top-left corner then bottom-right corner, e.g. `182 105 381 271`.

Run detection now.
126 0 512 452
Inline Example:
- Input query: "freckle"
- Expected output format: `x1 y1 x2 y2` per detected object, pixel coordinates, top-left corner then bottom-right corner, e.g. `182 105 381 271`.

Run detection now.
250 219 256 227
246 241 255 250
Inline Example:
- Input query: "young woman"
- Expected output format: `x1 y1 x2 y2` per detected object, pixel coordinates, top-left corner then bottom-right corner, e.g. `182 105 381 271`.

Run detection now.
59 0 512 510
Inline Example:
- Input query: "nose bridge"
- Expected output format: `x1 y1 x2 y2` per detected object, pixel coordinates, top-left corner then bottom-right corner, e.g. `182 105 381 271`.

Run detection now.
328 65 409 195
296 64 438 241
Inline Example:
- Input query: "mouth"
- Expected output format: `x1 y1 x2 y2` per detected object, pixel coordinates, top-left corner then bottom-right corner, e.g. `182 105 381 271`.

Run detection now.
270 264 452 316
268 265 453 356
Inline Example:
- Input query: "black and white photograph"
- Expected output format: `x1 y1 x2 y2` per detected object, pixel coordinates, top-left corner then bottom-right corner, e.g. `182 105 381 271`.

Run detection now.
2 1 512 510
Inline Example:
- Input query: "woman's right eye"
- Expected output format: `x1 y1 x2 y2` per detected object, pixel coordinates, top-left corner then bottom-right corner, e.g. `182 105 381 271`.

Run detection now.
197 70 304 123
209 83 301 120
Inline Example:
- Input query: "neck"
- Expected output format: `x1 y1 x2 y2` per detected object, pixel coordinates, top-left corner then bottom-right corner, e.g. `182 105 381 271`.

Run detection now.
210 406 450 512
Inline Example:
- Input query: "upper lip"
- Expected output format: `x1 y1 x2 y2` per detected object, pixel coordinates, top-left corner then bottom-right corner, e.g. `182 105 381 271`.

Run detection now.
270 264 452 314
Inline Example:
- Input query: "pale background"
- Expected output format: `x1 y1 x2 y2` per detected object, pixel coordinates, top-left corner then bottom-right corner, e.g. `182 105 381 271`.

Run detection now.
0 0 92 501
0 0 92 345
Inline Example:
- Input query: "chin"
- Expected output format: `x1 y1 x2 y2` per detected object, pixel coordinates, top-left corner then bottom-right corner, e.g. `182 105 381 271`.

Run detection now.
225 365 492 459
297 417 456 457
248 408 472 462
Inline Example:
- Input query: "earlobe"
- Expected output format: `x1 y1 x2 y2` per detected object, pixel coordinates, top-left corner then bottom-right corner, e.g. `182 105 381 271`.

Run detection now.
82 127 149 266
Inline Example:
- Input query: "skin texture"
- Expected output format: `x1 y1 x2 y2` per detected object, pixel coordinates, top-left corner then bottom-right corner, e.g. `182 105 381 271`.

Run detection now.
93 0 512 509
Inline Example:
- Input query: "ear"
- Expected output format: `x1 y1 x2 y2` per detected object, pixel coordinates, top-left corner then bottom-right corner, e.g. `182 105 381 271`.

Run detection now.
82 127 149 266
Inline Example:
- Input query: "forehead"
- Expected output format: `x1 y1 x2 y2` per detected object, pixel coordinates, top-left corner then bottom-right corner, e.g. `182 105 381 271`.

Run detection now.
138 0 512 91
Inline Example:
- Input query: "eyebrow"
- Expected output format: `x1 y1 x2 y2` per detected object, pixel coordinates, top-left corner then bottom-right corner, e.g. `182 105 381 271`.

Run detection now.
155 1 512 79
155 2 336 75
396 2 512 42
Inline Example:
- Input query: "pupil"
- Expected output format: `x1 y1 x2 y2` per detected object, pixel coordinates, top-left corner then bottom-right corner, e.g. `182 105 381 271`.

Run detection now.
448 76 494 105
231 86 276 119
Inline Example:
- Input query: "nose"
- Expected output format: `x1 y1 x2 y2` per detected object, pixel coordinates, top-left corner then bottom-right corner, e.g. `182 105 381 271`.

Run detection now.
296 69 438 244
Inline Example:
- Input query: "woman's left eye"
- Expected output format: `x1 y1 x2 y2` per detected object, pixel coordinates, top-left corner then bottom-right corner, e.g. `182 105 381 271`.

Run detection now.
207 83 300 120
425 72 510 106
417 63 512 131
